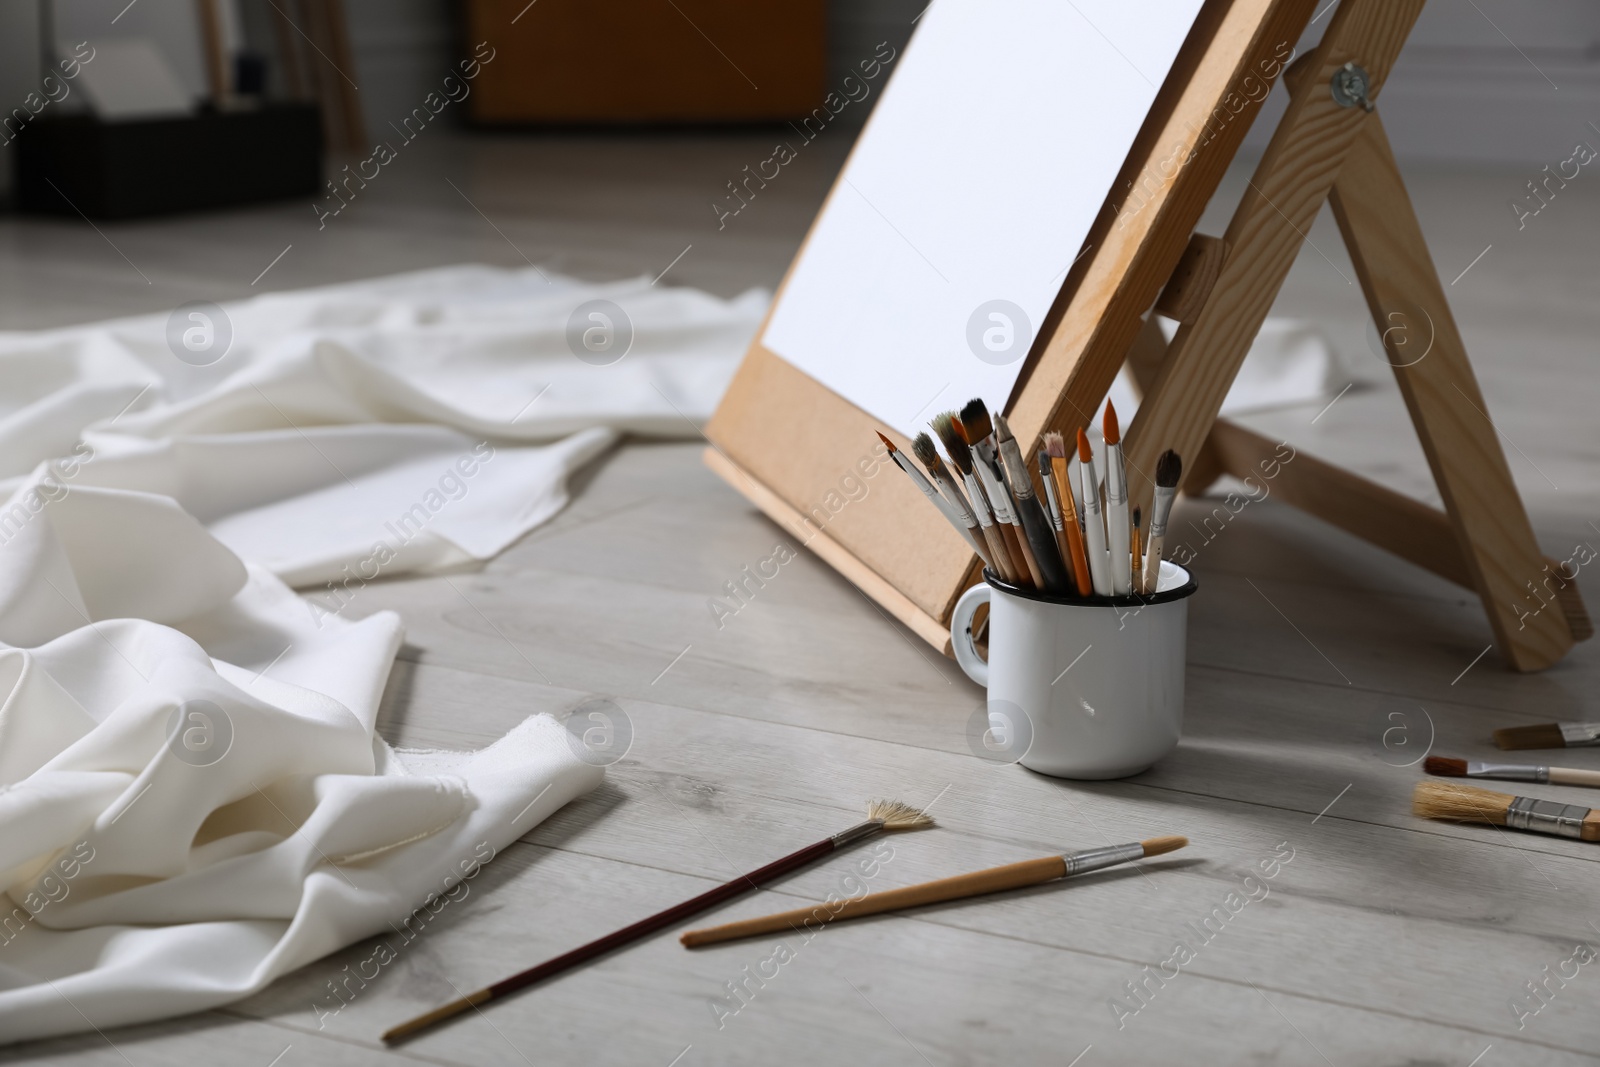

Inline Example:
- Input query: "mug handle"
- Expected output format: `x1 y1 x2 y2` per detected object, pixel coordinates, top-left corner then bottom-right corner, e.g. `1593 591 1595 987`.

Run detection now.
949 583 990 687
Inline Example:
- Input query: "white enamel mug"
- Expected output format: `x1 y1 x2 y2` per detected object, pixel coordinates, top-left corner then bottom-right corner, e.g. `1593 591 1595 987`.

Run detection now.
950 562 1197 779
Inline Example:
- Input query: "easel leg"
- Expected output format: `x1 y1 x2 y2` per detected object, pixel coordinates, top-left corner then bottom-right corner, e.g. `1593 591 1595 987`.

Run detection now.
1126 316 1226 497
1326 113 1581 670
1125 0 1583 671
1126 0 1429 513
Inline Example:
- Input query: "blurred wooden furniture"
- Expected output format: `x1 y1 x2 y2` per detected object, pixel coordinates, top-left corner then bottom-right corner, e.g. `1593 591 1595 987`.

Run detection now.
268 0 365 151
462 0 827 124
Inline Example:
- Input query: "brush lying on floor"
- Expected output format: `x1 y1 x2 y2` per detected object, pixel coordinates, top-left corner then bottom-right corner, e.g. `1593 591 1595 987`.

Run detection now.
1413 780 1600 841
680 836 1188 947
1425 755 1600 788
382 799 934 1043
1493 721 1600 751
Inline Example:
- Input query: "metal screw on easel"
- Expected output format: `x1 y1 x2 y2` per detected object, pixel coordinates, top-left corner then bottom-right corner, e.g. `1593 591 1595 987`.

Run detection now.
1330 62 1375 112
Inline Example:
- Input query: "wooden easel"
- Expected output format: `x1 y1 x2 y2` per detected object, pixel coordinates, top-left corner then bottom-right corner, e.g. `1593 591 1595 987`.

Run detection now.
705 0 1590 672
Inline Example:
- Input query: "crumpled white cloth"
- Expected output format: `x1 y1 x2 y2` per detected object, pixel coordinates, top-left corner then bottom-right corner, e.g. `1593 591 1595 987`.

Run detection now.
0 266 767 1043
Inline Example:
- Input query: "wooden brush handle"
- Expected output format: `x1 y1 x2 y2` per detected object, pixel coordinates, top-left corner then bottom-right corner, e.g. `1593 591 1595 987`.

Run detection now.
980 522 1018 584
1062 514 1093 596
1003 523 1042 587
1549 767 1600 788
488 837 835 996
1143 533 1165 594
681 855 1067 947
384 836 840 1042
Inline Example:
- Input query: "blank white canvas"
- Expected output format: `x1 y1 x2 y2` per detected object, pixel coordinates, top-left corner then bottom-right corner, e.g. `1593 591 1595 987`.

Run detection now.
762 0 1206 438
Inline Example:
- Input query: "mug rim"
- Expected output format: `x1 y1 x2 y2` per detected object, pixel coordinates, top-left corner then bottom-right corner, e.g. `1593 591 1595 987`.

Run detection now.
982 562 1198 608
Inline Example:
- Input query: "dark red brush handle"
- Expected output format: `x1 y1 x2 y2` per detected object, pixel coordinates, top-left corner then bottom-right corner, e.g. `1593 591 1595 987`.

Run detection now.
487 837 837 999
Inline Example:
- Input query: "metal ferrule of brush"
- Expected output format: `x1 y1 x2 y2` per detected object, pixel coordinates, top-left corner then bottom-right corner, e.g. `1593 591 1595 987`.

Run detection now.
832 820 883 847
1105 448 1126 507
976 452 1015 524
1061 842 1145 876
1505 796 1591 839
1148 485 1176 538
1561 723 1600 746
1468 761 1549 782
938 472 976 525
1039 456 1064 531
963 470 996 526
998 439 1036 504
1001 442 1069 588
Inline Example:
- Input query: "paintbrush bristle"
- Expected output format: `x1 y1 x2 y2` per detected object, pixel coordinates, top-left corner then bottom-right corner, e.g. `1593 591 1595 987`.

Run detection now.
867 798 935 831
1102 401 1120 445
1493 723 1567 750
1155 449 1182 489
959 398 993 443
1423 755 1469 777
1043 431 1066 459
1075 427 1093 464
876 431 898 453
1412 780 1515 825
1132 506 1141 528
1140 835 1187 857
993 413 1015 444
932 412 972 474
911 432 940 470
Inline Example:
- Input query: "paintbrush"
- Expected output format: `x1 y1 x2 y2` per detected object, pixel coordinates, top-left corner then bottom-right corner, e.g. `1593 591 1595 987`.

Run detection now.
934 412 1018 584
382 800 934 1044
1142 449 1182 594
960 399 1039 588
878 432 980 552
1425 755 1600 788
1044 432 1093 596
994 414 1069 591
1131 506 1143 598
911 432 994 570
681 836 1188 947
1102 402 1132 594
1038 446 1087 598
1076 428 1113 596
1493 722 1600 751
1412 780 1600 841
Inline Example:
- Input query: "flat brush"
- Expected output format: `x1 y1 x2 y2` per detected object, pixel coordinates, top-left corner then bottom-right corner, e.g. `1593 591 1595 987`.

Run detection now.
934 412 1018 584
1412 780 1600 841
1142 449 1182 594
911 432 993 569
1076 428 1113 596
1425 755 1600 788
1044 432 1092 596
681 836 1188 947
995 414 1070 591
1493 722 1600 751
382 800 934 1044
1102 402 1132 594
960 399 1038 588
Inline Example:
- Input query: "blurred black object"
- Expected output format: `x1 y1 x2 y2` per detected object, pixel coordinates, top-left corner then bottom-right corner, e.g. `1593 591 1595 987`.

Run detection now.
14 103 322 219
235 51 268 97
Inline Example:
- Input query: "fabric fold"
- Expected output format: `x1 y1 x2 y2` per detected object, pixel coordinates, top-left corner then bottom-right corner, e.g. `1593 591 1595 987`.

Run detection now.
0 267 762 1043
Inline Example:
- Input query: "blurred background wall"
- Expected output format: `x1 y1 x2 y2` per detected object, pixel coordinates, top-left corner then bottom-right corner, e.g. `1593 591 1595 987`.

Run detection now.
0 0 1596 201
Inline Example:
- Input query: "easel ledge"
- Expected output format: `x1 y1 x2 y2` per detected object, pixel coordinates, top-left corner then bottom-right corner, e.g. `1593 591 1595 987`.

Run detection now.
704 447 958 655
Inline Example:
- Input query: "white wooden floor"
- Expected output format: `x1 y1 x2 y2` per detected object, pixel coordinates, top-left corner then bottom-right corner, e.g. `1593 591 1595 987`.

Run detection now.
4 129 1600 1065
